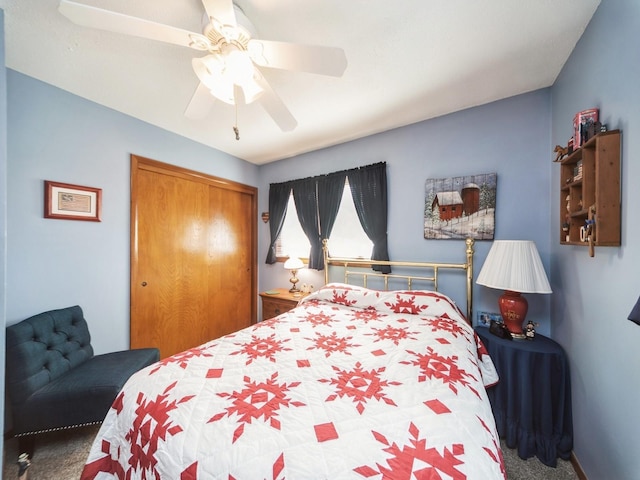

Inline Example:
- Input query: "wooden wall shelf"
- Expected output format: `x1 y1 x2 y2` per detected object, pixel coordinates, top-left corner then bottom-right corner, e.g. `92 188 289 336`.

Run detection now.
559 130 621 247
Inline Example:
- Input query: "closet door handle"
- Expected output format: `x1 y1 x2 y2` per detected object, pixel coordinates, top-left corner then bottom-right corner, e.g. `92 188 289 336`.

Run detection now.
141 281 148 287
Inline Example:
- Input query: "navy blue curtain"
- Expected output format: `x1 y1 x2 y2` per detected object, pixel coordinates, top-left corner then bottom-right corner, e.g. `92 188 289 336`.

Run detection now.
265 182 292 264
292 178 322 268
317 173 347 268
347 162 391 273
267 163 389 272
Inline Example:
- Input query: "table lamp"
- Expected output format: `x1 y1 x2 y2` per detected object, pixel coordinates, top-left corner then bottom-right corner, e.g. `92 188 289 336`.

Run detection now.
476 240 552 339
284 257 304 295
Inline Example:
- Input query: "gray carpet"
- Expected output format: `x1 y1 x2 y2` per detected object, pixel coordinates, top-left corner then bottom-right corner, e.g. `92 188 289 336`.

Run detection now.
500 440 578 480
3 425 101 480
3 426 578 479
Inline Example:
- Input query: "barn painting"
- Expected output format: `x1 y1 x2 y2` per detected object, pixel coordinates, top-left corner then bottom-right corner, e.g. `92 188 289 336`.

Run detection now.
424 173 497 240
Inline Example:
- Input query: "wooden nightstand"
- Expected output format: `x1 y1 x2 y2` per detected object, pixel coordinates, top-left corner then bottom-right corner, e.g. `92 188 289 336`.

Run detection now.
259 288 307 321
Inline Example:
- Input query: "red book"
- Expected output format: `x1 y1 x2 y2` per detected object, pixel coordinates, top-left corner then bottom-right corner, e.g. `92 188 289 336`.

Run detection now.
574 108 599 148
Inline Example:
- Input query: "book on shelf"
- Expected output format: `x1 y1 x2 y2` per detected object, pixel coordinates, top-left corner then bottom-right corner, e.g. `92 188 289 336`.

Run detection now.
573 160 583 181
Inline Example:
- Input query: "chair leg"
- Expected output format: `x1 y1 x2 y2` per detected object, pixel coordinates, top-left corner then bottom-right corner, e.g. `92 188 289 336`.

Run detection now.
18 452 31 480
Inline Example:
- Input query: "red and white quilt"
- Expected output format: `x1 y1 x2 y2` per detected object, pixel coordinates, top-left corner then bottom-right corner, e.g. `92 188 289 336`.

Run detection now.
81 283 504 479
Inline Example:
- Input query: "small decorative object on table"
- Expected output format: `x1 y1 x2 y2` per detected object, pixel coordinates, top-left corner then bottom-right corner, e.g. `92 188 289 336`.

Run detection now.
525 321 536 340
489 319 512 340
300 283 314 294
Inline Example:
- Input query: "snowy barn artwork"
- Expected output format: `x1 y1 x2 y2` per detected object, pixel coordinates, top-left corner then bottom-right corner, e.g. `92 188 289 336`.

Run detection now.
424 173 496 240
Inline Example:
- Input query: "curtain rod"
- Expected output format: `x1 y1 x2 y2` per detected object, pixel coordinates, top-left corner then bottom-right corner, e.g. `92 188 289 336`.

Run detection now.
269 162 386 188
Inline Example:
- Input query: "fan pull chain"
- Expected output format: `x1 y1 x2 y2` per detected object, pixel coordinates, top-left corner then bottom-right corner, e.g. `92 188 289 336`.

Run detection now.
233 103 240 141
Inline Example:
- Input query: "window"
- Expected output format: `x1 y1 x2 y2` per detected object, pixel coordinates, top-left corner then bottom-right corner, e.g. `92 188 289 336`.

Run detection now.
277 179 373 260
266 161 389 272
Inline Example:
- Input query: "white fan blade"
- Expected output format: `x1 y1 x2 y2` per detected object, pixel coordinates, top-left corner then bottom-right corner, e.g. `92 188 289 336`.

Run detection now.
248 40 347 77
59 0 209 50
184 83 215 119
201 0 237 26
255 74 298 132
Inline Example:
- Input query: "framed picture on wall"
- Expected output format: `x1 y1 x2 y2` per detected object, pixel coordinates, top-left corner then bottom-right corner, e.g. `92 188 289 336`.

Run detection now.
424 173 496 240
44 180 102 222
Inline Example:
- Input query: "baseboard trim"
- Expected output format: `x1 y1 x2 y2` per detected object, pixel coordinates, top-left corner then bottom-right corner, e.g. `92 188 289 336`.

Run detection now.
571 451 588 480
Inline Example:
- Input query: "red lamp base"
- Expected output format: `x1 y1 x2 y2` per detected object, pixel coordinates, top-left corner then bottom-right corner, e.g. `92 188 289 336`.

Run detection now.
498 290 528 339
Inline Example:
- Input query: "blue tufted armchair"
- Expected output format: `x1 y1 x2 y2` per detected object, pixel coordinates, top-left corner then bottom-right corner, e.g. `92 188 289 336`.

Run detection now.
5 305 160 454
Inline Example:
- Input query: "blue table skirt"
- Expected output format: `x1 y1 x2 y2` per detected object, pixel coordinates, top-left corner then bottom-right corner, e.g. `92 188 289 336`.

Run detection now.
475 326 573 467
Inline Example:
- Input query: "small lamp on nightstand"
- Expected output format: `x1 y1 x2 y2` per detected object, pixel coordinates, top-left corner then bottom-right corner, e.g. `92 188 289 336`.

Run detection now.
477 240 552 339
284 257 304 295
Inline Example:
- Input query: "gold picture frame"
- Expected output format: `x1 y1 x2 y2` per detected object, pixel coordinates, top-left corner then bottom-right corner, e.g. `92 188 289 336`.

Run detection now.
44 180 102 222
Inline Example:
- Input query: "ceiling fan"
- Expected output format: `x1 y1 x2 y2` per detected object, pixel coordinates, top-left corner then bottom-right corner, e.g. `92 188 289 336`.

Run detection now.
58 0 348 134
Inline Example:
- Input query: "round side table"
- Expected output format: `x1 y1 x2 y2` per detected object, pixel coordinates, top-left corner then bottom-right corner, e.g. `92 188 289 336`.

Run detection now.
475 326 573 467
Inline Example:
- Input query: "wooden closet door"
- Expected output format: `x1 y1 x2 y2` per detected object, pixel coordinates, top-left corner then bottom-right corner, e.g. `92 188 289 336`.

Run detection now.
130 156 256 359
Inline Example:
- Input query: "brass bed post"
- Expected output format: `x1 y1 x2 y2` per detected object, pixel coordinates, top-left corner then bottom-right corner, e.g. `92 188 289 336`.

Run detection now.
465 238 475 322
322 239 329 285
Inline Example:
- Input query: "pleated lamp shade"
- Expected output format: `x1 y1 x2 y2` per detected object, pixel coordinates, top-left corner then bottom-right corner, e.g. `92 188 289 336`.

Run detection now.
477 240 551 338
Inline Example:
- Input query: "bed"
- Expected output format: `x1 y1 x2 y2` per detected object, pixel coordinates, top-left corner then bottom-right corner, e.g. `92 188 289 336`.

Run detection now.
81 239 505 479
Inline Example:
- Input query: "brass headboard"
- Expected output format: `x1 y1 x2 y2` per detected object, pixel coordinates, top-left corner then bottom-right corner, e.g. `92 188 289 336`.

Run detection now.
322 238 475 323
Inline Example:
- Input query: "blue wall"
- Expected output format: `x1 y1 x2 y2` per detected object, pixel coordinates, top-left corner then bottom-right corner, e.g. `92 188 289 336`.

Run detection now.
6 71 259 355
258 89 554 334
550 0 640 478
1 7 7 461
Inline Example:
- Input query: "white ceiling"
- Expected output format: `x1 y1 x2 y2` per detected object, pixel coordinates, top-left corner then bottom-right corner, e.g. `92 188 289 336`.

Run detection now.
1 0 600 165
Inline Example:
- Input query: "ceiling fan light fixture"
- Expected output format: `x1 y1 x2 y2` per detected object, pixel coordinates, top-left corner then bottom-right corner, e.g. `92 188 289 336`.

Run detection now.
201 3 256 47
221 44 255 85
209 81 235 105
197 54 224 76
193 55 223 88
193 50 263 105
193 55 230 103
